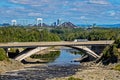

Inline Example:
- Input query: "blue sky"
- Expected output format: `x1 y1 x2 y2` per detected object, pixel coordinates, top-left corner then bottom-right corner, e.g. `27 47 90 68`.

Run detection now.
0 0 120 25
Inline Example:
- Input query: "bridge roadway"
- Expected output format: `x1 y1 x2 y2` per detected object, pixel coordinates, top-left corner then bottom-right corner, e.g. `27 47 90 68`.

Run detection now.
0 40 114 48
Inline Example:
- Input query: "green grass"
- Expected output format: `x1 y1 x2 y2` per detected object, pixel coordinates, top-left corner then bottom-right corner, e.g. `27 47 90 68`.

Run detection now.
67 77 83 80
113 64 120 71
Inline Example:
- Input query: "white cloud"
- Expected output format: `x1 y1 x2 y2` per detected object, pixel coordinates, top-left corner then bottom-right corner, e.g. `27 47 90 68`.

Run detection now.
10 0 29 4
10 0 51 5
28 12 41 17
109 11 116 16
88 0 109 5
1 0 119 24
110 12 115 16
80 16 87 20
102 10 116 16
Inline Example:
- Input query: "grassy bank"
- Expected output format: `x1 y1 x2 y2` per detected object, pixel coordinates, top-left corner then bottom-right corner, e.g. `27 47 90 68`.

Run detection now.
0 48 24 74
0 48 9 61
113 64 120 71
67 77 83 80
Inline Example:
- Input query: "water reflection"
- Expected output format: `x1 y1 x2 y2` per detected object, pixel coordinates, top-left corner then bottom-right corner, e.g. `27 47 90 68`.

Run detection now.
30 47 82 65
48 48 82 65
30 51 60 63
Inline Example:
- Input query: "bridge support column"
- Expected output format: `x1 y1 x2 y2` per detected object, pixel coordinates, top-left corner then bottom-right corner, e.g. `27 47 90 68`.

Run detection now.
4 48 9 57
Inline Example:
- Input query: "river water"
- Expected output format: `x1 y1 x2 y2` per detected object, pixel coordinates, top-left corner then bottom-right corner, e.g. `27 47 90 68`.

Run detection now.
0 47 82 80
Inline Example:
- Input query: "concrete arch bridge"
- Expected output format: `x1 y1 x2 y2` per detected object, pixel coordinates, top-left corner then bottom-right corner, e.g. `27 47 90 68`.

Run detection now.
0 40 114 61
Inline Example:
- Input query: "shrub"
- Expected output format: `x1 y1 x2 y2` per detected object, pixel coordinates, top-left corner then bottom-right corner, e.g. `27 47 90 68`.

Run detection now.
101 44 119 64
67 77 83 80
113 64 120 71
0 48 9 61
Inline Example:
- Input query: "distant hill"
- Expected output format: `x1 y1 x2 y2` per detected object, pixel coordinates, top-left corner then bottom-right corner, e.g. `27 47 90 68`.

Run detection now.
98 24 120 28
77 24 120 28
0 23 10 27
59 22 77 28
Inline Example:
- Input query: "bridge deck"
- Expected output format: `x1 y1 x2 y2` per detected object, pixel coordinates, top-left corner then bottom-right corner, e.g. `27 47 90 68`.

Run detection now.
0 40 114 48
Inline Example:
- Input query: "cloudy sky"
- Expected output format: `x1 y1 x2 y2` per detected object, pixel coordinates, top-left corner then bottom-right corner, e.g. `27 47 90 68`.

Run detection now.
0 0 120 25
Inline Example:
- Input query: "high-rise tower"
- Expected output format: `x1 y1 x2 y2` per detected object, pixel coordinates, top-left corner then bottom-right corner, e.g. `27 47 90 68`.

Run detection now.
57 18 61 26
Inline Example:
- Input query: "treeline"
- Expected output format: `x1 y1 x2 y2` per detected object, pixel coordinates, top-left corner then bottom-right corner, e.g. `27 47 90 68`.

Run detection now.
0 26 120 42
50 27 119 41
0 27 60 42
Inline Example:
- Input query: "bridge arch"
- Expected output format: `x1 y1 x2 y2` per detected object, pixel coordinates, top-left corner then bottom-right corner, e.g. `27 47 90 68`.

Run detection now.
66 46 100 58
14 46 100 61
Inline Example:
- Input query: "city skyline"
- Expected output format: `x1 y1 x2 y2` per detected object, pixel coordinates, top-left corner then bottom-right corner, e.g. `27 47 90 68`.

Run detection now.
0 0 120 25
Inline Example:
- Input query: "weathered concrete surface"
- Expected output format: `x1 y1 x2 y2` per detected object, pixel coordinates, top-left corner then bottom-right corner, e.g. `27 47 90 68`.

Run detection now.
15 47 48 61
0 40 114 48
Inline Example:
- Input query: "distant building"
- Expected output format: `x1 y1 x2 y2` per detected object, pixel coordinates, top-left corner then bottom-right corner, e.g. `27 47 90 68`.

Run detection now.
51 22 57 27
57 19 61 26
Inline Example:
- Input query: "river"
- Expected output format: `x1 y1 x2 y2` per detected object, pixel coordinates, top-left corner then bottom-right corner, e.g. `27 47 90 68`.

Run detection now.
0 47 82 80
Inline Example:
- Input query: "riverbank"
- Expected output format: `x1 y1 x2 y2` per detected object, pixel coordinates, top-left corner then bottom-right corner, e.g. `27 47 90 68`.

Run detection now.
1 61 120 80
0 59 47 75
0 59 24 74
52 62 120 80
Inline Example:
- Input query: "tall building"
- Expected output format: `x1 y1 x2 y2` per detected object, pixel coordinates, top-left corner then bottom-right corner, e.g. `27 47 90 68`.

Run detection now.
53 22 57 27
11 20 17 26
57 19 61 26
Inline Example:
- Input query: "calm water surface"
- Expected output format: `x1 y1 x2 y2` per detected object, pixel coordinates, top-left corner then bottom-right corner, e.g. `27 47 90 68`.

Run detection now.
48 48 81 65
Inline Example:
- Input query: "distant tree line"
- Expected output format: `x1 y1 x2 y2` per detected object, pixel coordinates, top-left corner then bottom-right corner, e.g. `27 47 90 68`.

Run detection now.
0 27 61 42
50 27 119 41
0 26 120 42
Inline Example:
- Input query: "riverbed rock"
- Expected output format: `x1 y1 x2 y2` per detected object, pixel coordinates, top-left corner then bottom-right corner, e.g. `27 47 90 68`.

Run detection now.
51 63 120 80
